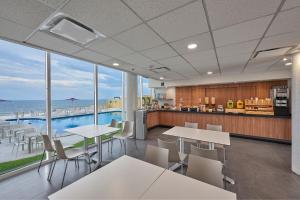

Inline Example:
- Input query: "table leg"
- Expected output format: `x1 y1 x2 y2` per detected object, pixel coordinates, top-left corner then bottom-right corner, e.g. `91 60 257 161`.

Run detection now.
208 142 215 150
96 135 102 164
84 137 88 151
179 137 184 154
28 137 32 153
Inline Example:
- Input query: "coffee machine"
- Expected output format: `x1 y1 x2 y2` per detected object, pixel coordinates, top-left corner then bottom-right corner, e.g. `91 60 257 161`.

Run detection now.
271 86 289 116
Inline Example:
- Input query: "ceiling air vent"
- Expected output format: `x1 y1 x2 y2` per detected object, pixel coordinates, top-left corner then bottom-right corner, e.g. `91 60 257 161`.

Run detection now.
150 67 170 73
40 13 105 45
252 47 292 59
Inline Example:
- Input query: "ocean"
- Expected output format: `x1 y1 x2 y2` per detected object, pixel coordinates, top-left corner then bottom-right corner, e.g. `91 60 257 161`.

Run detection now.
0 99 109 115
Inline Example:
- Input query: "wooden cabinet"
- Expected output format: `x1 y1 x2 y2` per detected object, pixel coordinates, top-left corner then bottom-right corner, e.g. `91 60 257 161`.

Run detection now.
147 112 159 128
147 111 291 141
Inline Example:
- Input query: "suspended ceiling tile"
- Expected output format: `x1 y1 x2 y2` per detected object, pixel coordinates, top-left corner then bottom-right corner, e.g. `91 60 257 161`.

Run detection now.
140 44 177 60
148 1 208 42
113 24 165 51
27 31 82 54
159 71 185 80
219 53 250 69
221 65 243 74
157 56 198 75
281 0 300 11
266 7 300 37
258 31 300 50
213 16 272 47
36 0 67 9
245 59 278 73
88 38 134 58
119 53 153 67
74 49 111 64
216 40 259 58
182 49 217 69
205 0 280 30
123 0 194 21
170 32 213 55
0 18 33 41
61 0 142 36
0 0 54 28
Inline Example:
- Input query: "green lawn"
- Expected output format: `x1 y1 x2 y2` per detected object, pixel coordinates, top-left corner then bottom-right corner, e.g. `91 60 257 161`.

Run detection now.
0 123 123 175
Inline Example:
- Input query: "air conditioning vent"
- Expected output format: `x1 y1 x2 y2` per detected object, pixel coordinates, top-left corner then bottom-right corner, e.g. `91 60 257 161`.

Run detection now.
150 67 170 73
253 47 292 59
40 13 105 45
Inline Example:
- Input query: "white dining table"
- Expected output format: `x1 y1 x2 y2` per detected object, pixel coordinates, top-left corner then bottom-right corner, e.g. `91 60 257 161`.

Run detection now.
163 126 231 152
65 124 119 166
49 155 236 200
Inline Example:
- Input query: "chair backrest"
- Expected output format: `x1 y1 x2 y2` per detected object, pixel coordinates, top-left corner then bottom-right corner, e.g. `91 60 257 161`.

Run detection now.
53 140 67 159
157 137 180 163
190 144 219 161
185 122 198 129
122 121 134 137
42 135 55 152
207 124 222 132
110 119 118 128
144 145 169 168
187 154 224 189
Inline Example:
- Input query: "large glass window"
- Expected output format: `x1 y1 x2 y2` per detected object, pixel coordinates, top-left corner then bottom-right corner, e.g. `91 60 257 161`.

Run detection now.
0 39 45 174
51 54 94 147
98 65 123 124
137 77 152 109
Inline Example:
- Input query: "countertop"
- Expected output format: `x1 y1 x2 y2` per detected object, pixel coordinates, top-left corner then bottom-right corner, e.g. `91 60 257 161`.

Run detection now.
146 109 291 119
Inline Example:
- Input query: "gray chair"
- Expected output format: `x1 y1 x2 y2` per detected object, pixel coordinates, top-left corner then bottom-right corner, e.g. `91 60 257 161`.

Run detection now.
206 124 226 163
186 154 225 188
11 130 27 156
37 135 56 179
53 140 92 188
144 145 169 168
113 121 134 155
190 144 219 161
157 137 187 171
184 122 199 152
107 119 118 152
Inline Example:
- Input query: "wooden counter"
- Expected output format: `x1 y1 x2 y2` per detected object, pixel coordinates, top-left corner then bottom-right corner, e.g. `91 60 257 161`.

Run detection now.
147 111 291 141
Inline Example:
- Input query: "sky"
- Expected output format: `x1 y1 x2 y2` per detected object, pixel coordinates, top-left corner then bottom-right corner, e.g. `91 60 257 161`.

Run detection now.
0 39 150 100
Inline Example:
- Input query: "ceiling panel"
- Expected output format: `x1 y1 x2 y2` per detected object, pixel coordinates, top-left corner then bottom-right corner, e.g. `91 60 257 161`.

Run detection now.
120 53 155 67
148 1 208 42
213 16 272 47
182 50 218 72
170 32 213 55
281 0 300 11
123 0 194 21
0 0 54 29
88 38 133 58
61 0 142 36
258 31 300 50
140 44 177 60
219 53 250 69
114 24 165 51
0 18 33 41
216 40 259 58
159 71 185 80
36 0 67 9
245 59 278 73
205 0 280 30
221 65 243 74
266 7 300 37
157 56 198 75
27 31 82 54
74 49 111 63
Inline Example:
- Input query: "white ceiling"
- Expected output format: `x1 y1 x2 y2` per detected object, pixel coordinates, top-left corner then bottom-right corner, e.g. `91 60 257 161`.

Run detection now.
0 0 298 81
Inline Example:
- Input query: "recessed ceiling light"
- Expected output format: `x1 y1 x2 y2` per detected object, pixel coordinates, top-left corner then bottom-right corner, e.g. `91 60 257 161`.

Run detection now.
160 77 164 80
207 71 213 75
285 62 292 66
187 43 197 50
113 63 119 66
283 57 288 61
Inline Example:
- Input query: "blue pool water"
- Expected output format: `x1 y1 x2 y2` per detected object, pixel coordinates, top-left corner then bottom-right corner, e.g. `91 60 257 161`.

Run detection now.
12 111 122 134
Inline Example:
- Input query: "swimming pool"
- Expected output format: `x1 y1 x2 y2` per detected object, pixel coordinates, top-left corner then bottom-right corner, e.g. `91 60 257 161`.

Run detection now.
11 111 122 135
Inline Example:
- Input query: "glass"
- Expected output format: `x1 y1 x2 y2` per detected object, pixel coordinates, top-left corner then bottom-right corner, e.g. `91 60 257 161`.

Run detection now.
0 39 45 174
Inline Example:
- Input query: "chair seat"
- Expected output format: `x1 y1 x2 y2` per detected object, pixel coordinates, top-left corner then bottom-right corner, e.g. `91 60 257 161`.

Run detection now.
65 148 87 159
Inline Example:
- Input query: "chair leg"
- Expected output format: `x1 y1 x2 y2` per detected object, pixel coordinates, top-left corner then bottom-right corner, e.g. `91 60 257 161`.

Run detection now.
61 160 69 188
111 139 113 153
87 155 92 173
38 149 45 173
124 140 127 155
48 157 57 181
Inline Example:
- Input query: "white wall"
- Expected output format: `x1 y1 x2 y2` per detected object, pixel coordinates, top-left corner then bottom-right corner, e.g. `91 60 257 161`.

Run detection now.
149 70 291 88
